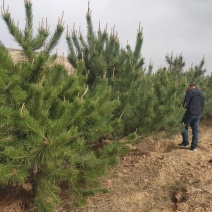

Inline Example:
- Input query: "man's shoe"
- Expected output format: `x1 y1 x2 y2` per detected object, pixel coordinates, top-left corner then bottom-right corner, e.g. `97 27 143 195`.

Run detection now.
178 142 189 147
191 148 197 151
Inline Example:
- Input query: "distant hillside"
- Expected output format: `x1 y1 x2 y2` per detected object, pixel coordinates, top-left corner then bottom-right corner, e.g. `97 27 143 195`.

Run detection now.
7 48 74 73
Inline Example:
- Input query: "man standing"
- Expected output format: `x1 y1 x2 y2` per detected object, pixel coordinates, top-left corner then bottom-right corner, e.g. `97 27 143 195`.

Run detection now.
178 82 204 151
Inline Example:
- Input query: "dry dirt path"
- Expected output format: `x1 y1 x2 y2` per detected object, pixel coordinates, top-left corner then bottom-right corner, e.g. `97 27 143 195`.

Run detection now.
74 119 212 212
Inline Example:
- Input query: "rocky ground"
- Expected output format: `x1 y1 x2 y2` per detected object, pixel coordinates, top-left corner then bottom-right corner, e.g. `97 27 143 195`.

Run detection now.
1 119 211 212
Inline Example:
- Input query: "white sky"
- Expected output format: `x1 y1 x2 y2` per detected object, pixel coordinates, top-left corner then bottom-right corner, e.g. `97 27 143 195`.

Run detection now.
0 0 212 75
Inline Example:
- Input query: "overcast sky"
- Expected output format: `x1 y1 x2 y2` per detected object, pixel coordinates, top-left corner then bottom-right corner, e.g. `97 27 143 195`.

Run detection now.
0 0 211 75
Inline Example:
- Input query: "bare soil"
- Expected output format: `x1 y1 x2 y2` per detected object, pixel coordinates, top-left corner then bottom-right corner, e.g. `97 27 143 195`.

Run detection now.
1 119 212 212
73 119 212 212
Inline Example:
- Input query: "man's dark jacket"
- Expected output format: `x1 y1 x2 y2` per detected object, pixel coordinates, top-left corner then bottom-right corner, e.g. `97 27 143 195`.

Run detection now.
183 88 204 116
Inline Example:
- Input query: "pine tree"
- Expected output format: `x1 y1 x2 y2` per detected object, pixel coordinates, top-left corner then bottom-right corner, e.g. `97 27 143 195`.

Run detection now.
66 3 145 135
122 66 186 136
204 73 212 117
0 1 128 211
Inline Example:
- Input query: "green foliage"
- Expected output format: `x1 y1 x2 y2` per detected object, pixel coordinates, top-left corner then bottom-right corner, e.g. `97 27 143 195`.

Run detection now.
122 67 186 135
66 5 144 126
1 1 211 211
0 1 127 211
202 74 212 117
66 6 209 138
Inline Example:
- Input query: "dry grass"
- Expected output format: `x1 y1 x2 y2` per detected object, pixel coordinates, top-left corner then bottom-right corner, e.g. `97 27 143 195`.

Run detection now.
7 48 74 73
0 186 34 212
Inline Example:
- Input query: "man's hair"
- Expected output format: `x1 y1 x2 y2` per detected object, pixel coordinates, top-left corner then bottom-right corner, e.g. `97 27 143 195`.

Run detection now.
189 82 196 87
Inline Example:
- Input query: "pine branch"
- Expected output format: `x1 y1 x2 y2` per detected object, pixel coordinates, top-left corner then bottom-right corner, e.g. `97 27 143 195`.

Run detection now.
24 0 33 42
31 26 49 50
0 44 15 71
45 13 64 53
1 5 24 46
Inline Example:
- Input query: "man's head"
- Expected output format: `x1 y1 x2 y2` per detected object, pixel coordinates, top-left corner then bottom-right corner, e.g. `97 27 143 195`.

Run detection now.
188 82 196 90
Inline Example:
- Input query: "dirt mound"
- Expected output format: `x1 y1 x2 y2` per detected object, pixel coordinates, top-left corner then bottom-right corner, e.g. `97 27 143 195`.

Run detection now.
1 119 212 211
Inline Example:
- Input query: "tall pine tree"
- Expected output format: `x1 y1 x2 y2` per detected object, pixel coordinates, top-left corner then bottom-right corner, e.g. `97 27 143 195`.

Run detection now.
0 1 128 211
66 3 145 135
